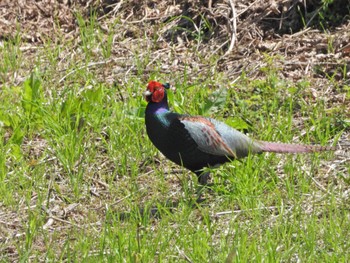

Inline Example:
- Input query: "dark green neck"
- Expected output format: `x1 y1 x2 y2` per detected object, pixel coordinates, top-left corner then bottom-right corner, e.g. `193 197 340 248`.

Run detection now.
145 92 169 115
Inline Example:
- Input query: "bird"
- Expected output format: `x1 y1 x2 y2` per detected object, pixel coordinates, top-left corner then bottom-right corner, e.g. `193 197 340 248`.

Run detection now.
144 80 335 184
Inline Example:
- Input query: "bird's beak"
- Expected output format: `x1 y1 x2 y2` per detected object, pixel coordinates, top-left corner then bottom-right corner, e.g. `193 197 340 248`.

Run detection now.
143 89 152 101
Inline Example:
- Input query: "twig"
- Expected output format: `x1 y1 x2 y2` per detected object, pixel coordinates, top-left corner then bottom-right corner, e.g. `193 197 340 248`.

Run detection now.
0 220 20 228
97 0 124 21
92 178 109 189
306 6 323 28
237 0 260 17
225 0 237 55
59 60 112 83
215 205 292 217
176 246 193 263
308 175 329 193
95 194 132 211
47 215 83 229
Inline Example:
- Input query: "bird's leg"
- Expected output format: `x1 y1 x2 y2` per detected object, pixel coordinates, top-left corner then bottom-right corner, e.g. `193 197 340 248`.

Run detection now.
195 171 212 203
197 171 211 185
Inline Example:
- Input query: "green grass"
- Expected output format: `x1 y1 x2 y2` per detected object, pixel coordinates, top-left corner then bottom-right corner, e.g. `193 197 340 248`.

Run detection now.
0 9 349 263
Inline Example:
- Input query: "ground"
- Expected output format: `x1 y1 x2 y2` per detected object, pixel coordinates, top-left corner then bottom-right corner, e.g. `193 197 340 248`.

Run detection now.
0 0 349 262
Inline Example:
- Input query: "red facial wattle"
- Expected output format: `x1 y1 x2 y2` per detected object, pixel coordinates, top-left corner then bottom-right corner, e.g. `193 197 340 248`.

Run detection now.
145 81 165 103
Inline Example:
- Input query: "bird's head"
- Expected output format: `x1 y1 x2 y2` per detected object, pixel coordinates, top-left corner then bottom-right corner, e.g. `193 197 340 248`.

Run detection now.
144 81 170 103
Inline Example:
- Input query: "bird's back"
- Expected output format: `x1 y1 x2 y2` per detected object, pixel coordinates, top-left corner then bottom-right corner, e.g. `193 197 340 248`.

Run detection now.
145 111 232 173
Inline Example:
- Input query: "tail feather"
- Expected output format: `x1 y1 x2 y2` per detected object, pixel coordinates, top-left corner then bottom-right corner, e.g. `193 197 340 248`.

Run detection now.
258 141 336 153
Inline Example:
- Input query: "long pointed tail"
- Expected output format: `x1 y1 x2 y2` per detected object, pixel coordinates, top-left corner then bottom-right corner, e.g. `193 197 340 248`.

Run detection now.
257 141 336 153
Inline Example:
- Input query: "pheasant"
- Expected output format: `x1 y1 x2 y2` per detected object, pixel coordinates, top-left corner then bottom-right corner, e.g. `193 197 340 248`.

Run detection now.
144 80 335 184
